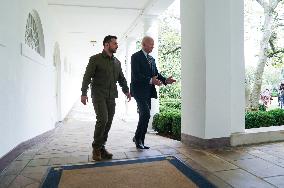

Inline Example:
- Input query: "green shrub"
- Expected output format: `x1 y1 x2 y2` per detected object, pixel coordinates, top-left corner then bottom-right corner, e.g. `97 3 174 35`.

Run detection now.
245 111 277 129
152 110 181 140
267 109 284 126
160 99 181 111
155 100 284 141
157 112 172 133
258 104 266 111
152 111 173 133
171 112 181 140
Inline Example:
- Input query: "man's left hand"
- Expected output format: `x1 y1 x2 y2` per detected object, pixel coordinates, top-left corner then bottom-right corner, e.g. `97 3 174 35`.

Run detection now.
125 92 131 102
166 76 176 84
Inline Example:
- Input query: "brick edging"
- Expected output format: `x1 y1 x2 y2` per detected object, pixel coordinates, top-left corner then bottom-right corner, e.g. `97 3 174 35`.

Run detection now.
0 126 57 174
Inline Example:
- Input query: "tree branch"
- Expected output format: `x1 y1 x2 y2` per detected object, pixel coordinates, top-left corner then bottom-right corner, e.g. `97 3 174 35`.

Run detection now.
256 0 268 8
271 0 281 9
268 49 284 58
269 37 276 52
267 34 284 58
172 16 180 21
161 46 181 56
276 23 284 27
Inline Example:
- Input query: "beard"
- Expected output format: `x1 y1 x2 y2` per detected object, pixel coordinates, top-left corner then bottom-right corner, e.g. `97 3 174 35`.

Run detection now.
109 47 117 53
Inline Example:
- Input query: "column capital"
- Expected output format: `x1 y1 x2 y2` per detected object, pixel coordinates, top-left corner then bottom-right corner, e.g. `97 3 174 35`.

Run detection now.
143 14 158 22
125 36 136 43
143 14 158 34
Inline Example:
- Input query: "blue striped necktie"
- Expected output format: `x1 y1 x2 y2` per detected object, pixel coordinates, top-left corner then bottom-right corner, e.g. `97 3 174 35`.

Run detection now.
146 54 151 63
147 54 156 77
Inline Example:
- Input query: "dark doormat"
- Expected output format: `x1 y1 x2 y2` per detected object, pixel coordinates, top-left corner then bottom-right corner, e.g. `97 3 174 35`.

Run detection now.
41 156 216 188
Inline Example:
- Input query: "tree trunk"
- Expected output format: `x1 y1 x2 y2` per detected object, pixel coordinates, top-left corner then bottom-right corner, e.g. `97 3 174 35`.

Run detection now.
248 0 281 110
245 79 251 110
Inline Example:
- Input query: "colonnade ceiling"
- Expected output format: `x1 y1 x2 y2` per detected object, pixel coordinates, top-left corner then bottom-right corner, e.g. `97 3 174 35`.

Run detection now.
47 0 174 49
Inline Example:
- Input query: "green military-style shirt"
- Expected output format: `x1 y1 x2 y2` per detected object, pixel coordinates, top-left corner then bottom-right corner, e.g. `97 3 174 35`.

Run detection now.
81 50 129 99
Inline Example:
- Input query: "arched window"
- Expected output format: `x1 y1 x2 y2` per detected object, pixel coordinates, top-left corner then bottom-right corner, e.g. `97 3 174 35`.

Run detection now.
24 10 45 57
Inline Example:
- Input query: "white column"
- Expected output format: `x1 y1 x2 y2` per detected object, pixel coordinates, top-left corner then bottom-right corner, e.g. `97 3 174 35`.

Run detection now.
115 42 127 118
125 37 136 85
180 0 245 144
143 15 160 132
123 37 138 121
144 15 160 116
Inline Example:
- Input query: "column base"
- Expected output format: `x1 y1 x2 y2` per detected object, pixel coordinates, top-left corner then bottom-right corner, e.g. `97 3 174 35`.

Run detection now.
231 126 284 146
181 133 230 148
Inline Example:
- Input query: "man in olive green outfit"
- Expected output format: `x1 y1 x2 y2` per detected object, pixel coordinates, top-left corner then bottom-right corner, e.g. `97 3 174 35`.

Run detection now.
81 35 131 161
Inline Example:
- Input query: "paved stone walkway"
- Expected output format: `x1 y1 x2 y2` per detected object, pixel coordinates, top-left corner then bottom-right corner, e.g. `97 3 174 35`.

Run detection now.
1 102 284 187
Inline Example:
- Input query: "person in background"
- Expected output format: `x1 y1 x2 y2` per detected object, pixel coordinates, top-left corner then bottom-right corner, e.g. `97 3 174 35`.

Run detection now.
279 82 284 108
261 88 271 107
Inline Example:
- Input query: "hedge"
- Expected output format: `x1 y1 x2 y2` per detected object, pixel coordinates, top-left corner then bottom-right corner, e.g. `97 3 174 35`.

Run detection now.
152 110 181 140
245 109 284 129
153 107 284 141
159 99 181 112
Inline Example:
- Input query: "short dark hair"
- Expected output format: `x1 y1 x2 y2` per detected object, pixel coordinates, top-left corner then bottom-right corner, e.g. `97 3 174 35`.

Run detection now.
103 35 117 45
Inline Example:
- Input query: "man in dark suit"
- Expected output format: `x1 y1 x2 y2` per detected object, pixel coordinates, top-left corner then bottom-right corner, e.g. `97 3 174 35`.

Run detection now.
130 36 176 149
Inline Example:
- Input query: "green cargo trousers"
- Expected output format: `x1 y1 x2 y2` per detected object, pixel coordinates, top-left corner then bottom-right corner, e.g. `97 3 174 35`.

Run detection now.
92 97 116 149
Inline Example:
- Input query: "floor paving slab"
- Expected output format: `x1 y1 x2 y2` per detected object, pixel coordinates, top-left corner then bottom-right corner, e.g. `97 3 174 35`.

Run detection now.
2 102 284 188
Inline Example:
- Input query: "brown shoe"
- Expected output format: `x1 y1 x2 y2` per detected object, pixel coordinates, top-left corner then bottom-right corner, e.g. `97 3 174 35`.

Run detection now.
101 148 113 159
92 148 102 161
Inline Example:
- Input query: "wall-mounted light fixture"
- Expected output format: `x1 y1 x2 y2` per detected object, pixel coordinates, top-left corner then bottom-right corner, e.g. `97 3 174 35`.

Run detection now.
90 40 97 46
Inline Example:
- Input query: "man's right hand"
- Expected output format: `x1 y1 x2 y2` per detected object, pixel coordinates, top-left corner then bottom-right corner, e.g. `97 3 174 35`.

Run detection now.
81 95 88 105
152 76 162 86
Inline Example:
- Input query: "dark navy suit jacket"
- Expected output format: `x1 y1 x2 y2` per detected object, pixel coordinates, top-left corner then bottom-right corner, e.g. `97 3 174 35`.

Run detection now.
130 50 166 99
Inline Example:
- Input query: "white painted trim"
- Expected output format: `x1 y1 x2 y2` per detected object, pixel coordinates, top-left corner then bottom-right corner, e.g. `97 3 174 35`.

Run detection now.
231 126 284 146
21 43 46 65
48 3 143 10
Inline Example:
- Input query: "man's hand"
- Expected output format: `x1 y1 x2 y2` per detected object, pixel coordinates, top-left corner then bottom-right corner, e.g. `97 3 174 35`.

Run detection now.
125 92 131 102
152 76 162 86
166 76 176 84
81 95 88 105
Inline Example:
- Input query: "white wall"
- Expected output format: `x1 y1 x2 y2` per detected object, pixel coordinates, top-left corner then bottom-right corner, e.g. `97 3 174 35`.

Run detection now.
0 0 80 157
57 37 82 119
